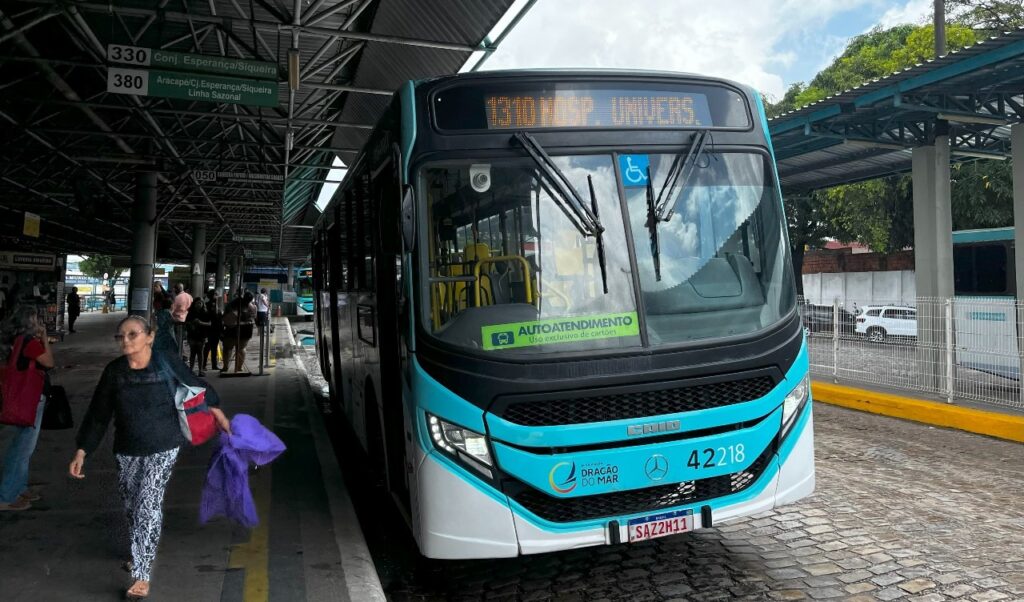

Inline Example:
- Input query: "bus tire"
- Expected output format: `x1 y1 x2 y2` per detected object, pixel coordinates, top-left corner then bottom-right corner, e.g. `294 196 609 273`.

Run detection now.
867 327 887 343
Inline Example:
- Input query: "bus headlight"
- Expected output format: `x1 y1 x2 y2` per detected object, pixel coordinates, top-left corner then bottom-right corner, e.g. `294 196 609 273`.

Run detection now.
781 375 810 439
427 414 493 477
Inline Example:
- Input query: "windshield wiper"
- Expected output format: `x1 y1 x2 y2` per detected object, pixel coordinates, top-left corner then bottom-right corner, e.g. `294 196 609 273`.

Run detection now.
654 130 710 222
644 165 663 281
512 132 603 236
586 175 608 294
512 131 609 294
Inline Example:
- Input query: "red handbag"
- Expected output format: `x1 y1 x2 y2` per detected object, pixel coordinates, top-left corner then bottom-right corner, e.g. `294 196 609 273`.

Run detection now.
172 383 217 445
158 353 217 445
0 335 45 427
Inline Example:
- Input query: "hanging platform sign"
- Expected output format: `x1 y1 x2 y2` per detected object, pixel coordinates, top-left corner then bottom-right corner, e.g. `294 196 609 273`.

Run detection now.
107 44 278 80
0 251 56 270
23 212 40 238
107 67 279 108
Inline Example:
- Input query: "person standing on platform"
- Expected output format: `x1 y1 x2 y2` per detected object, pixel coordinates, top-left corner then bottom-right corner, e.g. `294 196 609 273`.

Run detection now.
255 288 270 334
220 292 255 373
203 290 222 372
0 306 54 511
151 294 178 357
69 315 231 600
186 298 210 376
169 284 192 358
66 286 81 333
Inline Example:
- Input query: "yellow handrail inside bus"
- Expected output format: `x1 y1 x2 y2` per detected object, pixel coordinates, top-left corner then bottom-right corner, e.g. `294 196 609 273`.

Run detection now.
474 256 533 306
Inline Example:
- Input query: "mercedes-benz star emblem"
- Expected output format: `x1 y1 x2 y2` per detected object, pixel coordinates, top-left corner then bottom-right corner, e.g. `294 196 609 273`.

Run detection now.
644 454 669 481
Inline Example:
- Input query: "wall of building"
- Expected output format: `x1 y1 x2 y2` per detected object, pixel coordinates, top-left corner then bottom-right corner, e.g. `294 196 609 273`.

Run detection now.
801 248 916 307
802 270 916 307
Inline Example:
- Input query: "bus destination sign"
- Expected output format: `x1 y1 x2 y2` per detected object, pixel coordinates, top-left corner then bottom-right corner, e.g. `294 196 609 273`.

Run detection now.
483 91 713 130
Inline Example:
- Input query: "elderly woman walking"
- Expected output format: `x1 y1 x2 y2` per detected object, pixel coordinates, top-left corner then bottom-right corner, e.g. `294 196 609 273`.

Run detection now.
69 315 231 600
0 306 54 511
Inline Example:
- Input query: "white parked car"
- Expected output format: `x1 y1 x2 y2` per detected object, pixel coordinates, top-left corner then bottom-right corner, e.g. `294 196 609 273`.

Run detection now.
855 305 917 343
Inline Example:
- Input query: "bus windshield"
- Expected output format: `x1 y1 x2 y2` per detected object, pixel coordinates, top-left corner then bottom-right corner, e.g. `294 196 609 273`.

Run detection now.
421 155 641 354
625 151 794 344
419 151 794 354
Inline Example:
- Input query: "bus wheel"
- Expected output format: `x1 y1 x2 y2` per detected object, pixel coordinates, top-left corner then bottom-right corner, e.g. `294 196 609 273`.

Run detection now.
867 327 887 343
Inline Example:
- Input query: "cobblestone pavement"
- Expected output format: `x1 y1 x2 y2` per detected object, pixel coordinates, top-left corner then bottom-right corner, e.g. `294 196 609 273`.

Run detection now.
295 346 1024 601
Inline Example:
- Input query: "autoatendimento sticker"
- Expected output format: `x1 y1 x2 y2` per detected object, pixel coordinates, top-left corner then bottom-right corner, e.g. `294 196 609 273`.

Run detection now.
480 312 640 351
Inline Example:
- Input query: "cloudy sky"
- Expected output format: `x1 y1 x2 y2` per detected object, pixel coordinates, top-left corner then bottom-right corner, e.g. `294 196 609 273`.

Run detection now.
318 0 936 209
481 0 936 100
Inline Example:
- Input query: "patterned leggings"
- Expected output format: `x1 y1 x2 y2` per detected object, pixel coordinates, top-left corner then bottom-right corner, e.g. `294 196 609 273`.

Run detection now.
115 447 180 582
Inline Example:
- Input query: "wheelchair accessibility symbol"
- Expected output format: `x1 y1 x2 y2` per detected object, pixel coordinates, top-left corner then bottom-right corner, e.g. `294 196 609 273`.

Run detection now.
619 154 650 188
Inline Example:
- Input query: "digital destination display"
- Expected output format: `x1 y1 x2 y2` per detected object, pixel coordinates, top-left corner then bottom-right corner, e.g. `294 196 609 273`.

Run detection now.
484 91 713 129
433 81 750 131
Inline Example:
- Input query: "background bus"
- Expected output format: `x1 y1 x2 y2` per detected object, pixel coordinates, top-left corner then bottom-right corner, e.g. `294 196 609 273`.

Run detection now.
296 267 314 316
312 71 814 559
951 227 1019 379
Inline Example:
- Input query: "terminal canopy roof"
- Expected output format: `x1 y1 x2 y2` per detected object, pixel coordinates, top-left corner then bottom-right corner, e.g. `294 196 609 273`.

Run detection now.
769 28 1024 194
0 0 524 262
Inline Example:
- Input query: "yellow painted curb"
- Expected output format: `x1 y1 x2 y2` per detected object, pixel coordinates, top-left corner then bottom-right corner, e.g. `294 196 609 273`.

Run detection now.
812 381 1024 444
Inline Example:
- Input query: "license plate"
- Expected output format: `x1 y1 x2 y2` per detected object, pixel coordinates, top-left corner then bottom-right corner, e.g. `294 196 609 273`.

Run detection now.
627 509 694 543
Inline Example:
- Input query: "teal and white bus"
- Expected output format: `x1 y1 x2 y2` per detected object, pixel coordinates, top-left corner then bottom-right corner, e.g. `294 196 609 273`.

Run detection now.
951 227 1020 379
296 267 314 316
311 71 814 559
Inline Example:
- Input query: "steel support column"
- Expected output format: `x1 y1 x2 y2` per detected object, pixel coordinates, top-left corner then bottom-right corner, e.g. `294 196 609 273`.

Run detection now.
215 244 226 310
912 135 953 392
190 223 207 295
1011 125 1024 389
231 255 243 296
128 171 157 320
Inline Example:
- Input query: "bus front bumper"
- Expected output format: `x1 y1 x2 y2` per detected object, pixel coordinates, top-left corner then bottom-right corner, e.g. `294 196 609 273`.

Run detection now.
412 410 815 560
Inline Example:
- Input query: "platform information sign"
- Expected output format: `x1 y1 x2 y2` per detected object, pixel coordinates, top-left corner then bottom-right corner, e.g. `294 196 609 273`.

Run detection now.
107 67 279 108
107 44 277 80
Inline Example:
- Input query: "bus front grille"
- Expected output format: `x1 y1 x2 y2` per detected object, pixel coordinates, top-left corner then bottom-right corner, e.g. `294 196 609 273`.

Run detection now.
498 375 776 426
506 444 774 524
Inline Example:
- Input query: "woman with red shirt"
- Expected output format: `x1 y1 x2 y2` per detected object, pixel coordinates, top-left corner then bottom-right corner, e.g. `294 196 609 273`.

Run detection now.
0 306 55 510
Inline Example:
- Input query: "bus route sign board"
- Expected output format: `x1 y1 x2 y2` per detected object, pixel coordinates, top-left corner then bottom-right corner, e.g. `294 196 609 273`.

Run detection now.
107 68 279 108
481 312 640 351
107 44 278 81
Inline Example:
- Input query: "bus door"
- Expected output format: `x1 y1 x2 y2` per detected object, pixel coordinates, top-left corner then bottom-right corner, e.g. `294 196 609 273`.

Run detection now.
312 238 329 379
371 152 409 500
326 220 347 410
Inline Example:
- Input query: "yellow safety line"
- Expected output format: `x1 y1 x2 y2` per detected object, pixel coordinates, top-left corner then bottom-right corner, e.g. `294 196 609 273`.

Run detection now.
226 362 276 601
227 472 271 601
813 381 1024 444
268 324 277 368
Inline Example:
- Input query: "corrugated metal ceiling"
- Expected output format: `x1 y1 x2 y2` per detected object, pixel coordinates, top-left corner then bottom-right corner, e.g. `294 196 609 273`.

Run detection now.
769 28 1024 192
0 0 520 265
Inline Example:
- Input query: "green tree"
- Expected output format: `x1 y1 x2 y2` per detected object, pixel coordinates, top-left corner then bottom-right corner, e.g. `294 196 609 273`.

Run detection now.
950 159 1015 229
769 22 985 255
946 0 1024 33
785 193 829 295
822 178 915 253
78 255 123 284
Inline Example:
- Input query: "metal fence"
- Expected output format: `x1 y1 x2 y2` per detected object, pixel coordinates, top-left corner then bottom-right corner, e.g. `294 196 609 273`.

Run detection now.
800 296 1024 409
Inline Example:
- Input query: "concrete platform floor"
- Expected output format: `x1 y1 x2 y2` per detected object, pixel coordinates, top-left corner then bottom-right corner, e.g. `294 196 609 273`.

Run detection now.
0 311 382 601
